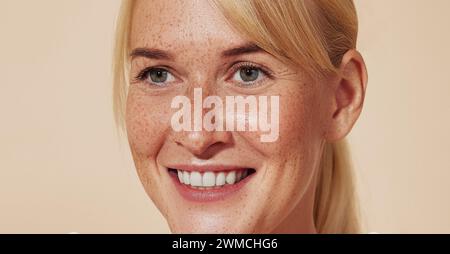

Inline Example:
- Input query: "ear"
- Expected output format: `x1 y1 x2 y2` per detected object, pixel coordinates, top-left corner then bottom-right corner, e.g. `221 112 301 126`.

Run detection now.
325 49 368 142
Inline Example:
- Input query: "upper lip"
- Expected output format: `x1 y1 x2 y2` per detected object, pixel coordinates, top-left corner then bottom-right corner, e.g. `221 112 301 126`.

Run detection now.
167 164 252 172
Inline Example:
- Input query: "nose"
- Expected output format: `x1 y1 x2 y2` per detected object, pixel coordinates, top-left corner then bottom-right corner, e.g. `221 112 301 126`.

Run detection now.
170 79 233 158
173 129 233 159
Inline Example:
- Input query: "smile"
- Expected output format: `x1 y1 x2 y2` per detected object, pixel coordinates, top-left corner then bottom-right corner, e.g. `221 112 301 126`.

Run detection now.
167 166 256 202
170 168 254 189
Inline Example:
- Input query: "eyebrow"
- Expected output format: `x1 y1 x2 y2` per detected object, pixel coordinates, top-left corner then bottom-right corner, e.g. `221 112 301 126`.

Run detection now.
130 48 174 60
130 43 263 60
221 43 263 57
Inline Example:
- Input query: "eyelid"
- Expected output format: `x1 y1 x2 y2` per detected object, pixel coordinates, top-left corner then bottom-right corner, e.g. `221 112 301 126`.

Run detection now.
132 62 274 86
133 65 181 84
228 61 274 79
225 61 275 88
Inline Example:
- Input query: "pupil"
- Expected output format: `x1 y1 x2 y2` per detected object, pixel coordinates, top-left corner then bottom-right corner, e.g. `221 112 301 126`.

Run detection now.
240 68 258 82
150 69 167 82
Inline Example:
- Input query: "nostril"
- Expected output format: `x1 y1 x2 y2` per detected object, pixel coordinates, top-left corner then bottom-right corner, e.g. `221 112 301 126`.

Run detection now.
170 128 234 159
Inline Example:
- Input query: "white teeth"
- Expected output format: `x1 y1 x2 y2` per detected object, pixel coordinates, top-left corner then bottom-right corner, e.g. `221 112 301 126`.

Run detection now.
190 171 202 187
202 172 216 187
175 169 250 188
216 172 225 186
178 170 184 184
183 171 190 185
226 171 236 184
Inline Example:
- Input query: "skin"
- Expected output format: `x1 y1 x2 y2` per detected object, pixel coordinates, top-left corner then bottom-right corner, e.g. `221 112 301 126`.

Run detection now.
126 0 367 233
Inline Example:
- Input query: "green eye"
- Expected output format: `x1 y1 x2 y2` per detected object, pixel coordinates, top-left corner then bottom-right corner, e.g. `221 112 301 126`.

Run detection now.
239 67 260 82
232 65 267 86
149 68 169 83
137 67 176 86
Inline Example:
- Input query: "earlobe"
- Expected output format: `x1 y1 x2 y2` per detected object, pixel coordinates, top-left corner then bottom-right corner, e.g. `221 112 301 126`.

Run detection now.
325 49 368 142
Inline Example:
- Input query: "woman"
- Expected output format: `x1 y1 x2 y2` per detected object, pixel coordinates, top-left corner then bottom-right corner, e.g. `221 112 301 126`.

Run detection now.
113 0 368 233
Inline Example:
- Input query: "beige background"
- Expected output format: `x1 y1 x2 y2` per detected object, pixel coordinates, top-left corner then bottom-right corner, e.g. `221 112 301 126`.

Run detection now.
0 0 449 233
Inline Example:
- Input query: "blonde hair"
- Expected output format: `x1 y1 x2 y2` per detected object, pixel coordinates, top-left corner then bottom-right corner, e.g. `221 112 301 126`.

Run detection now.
113 0 361 233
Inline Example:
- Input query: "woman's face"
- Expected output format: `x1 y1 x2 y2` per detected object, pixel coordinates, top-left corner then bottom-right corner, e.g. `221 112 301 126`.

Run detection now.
126 0 337 233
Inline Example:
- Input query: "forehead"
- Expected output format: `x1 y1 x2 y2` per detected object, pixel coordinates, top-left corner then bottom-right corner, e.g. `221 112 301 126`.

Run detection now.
130 0 247 50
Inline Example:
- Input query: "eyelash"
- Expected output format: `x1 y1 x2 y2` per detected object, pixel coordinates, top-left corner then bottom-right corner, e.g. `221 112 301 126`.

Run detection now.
133 62 274 87
134 66 173 82
227 62 274 86
135 67 151 81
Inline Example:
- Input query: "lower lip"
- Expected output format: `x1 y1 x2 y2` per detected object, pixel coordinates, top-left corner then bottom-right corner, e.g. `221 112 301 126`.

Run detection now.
169 170 254 202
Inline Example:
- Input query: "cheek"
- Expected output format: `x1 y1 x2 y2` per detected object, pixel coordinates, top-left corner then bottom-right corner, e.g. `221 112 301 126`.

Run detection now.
265 83 325 211
274 83 326 196
241 82 322 159
125 89 173 159
270 84 321 187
